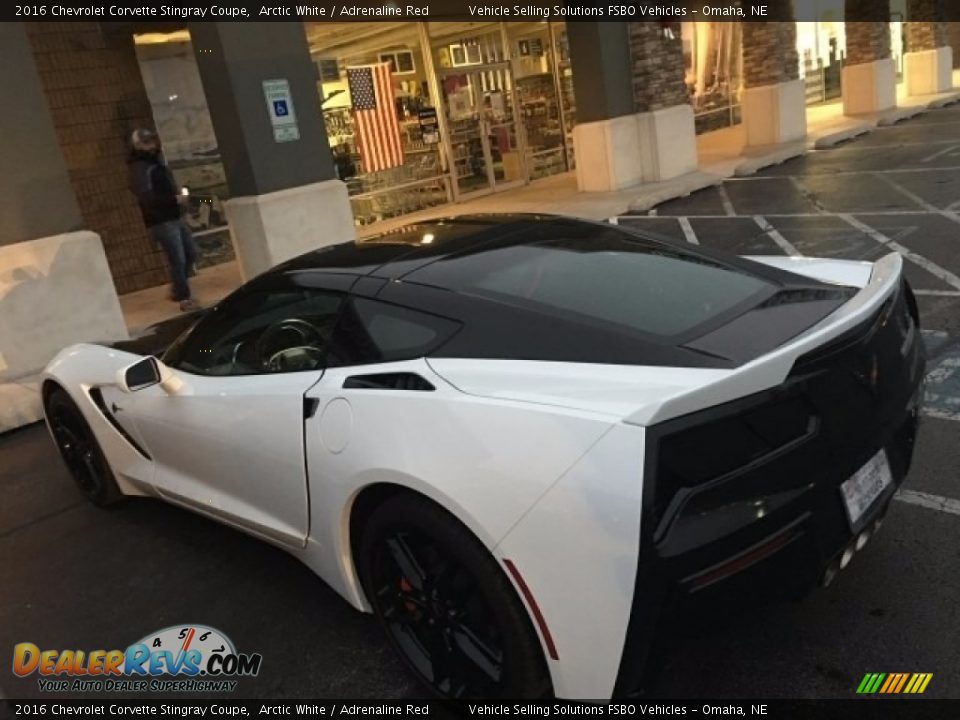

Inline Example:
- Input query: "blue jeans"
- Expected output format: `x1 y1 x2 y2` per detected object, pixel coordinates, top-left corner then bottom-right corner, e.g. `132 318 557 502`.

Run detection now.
149 219 197 301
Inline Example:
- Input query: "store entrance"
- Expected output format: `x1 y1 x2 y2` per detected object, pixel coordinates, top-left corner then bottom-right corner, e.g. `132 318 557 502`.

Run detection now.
438 64 524 199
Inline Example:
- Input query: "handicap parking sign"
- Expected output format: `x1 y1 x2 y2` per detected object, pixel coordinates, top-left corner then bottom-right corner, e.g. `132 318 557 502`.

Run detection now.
263 78 299 143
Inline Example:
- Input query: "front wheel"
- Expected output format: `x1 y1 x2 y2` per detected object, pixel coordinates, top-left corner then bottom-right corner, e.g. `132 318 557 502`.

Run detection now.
358 493 552 699
46 387 122 506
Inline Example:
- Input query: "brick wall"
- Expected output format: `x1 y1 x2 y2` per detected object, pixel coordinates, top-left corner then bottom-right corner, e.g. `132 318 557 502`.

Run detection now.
951 23 960 67
906 22 949 51
742 22 800 87
25 22 168 295
845 23 892 66
627 23 689 113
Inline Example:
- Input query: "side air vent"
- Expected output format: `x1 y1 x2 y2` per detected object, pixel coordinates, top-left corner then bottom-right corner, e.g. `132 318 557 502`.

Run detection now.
88 387 152 460
343 373 435 391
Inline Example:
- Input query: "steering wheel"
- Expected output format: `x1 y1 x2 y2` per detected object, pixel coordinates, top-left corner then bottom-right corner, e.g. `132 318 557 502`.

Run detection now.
255 318 326 371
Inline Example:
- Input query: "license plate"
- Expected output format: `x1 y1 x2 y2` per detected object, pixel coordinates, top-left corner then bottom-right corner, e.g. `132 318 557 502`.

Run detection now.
840 450 893 528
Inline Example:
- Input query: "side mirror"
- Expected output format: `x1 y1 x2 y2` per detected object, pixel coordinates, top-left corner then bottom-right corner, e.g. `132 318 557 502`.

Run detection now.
116 357 162 393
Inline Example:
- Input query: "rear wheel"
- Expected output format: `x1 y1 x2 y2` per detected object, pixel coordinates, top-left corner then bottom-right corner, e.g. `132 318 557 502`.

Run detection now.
358 493 551 699
46 387 122 506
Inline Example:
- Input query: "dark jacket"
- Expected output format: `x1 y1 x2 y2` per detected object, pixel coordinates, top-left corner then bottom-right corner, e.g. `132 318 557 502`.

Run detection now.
128 150 182 228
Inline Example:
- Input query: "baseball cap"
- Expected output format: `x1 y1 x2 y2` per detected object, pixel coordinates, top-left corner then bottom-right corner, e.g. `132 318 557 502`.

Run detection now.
130 128 159 146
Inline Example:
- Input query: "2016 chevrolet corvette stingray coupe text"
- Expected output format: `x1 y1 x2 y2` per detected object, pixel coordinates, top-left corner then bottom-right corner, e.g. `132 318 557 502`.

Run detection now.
42 215 925 699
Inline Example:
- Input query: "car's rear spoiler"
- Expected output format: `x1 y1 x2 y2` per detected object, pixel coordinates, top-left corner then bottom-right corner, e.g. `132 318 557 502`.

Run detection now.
626 253 903 426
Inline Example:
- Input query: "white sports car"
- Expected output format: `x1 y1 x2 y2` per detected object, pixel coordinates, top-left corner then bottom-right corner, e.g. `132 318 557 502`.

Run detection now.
42 215 925 699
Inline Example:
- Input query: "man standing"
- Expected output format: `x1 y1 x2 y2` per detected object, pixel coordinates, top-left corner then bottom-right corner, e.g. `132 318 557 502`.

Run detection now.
128 128 201 312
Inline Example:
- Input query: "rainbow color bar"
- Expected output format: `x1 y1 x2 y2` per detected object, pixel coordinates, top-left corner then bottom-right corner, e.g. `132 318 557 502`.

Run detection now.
857 672 933 694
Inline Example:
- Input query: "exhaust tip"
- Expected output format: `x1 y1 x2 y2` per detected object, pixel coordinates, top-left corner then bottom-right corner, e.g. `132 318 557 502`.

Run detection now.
822 563 839 587
840 547 855 569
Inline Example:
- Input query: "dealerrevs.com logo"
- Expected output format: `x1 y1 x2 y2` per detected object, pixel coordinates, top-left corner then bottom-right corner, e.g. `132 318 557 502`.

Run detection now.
12 624 262 693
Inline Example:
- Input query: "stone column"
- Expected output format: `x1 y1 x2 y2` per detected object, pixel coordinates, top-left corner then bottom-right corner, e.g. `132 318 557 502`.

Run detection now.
903 0 953 95
741 16 806 146
0 23 128 430
843 1 896 114
189 23 354 280
567 22 694 192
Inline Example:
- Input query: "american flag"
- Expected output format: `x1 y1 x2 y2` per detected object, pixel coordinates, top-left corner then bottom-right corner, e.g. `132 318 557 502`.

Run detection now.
347 63 404 173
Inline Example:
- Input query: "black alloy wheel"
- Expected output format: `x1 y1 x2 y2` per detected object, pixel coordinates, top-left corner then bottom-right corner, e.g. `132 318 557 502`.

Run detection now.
359 494 551 699
46 388 122 506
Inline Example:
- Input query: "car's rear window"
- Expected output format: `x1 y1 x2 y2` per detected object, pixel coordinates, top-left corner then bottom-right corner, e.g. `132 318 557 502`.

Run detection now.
405 229 775 339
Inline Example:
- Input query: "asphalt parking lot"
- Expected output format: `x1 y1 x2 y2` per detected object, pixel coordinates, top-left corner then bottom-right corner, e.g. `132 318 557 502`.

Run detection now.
4 104 960 701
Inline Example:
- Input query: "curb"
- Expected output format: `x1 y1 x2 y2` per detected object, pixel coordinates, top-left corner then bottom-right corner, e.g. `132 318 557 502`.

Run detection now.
627 172 724 213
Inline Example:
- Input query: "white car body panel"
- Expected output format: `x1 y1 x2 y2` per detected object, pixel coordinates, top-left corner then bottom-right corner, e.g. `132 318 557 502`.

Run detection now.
743 255 874 288
40 251 907 700
496 422 647 699
300 358 615 608
123 371 319 547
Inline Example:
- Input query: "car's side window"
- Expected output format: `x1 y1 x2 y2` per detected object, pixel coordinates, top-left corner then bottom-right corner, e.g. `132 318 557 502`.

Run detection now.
327 297 461 367
164 289 344 376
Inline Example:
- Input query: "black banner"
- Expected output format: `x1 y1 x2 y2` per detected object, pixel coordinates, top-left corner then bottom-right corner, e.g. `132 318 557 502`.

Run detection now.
7 0 960 23
3 700 960 720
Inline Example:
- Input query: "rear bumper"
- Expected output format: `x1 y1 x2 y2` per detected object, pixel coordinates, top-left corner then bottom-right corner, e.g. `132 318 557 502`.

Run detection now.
615 404 921 698
614 278 926 697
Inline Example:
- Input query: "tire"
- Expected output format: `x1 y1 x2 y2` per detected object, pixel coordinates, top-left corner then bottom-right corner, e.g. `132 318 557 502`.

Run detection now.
358 493 552 699
46 387 123 506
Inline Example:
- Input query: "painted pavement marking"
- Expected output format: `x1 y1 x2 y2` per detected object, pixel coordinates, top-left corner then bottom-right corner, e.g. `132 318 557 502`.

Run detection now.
895 489 960 517
717 184 736 216
923 343 960 422
837 214 960 291
678 217 699 245
752 216 801 256
920 144 960 163
872 173 960 225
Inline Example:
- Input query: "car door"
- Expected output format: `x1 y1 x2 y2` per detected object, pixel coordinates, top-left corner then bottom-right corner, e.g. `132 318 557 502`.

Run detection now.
120 282 346 549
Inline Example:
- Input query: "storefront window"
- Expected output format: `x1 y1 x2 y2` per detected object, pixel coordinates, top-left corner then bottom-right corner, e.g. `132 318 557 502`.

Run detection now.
795 1 846 106
427 22 521 197
504 21 570 180
681 22 743 135
305 22 449 226
134 31 234 267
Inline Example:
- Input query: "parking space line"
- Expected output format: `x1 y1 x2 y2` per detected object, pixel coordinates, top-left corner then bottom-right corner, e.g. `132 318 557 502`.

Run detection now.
726 165 960 179
717 185 736 216
873 173 960 225
753 216 801 256
914 289 960 297
678 217 699 244
837 214 960 290
895 489 960 517
618 210 939 220
921 144 960 163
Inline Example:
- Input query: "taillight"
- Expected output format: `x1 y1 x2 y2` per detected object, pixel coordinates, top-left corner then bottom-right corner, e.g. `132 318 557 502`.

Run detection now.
653 391 818 524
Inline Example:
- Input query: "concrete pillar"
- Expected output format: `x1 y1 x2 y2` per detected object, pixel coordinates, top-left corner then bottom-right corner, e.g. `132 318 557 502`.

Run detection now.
627 23 696 183
0 23 128 429
843 2 896 114
189 22 354 280
904 1 953 94
567 22 694 192
741 20 807 146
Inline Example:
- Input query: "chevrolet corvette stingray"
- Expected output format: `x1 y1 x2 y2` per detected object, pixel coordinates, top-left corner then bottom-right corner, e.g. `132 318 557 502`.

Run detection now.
42 215 925 699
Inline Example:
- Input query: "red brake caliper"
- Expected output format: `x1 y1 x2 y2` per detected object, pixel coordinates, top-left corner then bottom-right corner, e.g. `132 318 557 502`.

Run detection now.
399 577 417 612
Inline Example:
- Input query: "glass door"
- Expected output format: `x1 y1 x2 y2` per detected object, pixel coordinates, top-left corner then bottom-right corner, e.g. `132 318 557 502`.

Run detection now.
438 64 525 198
